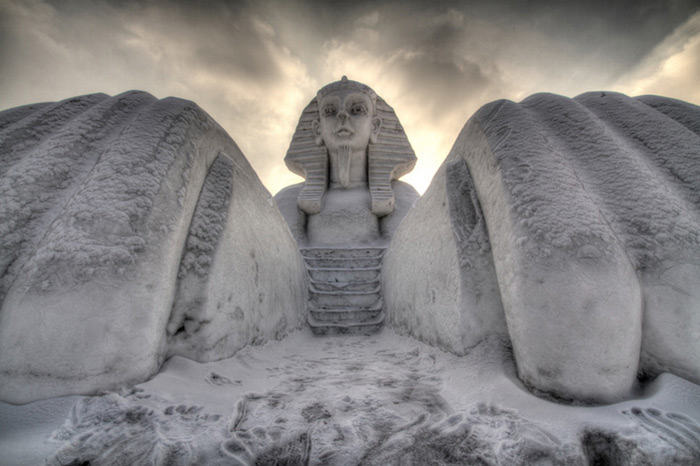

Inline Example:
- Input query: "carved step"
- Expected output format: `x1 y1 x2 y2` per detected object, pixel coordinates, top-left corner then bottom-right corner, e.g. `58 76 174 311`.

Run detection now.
308 314 384 336
301 247 386 269
303 256 383 269
310 278 380 292
310 304 383 323
303 246 386 335
310 285 381 308
300 247 385 259
307 266 380 283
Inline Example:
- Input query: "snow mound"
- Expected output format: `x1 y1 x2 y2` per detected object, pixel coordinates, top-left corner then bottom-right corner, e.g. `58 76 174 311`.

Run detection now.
384 92 700 402
0 91 307 404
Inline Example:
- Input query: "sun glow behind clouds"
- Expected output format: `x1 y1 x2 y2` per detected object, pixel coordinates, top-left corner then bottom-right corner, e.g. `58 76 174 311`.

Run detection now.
1 0 699 196
613 12 700 105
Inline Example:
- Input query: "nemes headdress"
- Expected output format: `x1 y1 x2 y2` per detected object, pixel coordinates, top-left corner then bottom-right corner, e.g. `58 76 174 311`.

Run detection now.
284 77 416 216
316 76 377 106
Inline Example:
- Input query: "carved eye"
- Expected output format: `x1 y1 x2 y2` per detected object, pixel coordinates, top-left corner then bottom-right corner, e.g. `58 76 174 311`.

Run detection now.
322 105 337 117
350 103 366 115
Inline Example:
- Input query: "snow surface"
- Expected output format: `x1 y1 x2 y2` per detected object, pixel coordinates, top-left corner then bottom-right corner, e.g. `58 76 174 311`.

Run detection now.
384 92 700 403
0 92 307 403
1 329 699 465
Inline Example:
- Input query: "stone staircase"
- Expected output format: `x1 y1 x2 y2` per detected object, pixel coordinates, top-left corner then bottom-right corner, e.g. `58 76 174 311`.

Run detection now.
301 247 386 335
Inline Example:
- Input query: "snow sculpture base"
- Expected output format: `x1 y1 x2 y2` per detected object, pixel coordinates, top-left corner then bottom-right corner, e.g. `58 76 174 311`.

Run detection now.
303 246 386 335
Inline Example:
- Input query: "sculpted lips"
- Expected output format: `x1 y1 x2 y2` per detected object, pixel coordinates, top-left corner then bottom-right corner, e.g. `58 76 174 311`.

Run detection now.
336 128 352 137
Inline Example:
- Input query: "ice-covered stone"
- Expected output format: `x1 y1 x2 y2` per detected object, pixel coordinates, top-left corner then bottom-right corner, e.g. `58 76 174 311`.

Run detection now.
384 92 700 402
0 91 307 403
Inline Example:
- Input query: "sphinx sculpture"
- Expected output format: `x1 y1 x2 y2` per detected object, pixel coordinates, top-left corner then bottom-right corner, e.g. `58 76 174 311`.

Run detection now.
275 77 419 246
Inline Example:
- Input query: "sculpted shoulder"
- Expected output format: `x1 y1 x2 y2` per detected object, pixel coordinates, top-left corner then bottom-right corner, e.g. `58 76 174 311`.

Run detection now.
274 183 307 243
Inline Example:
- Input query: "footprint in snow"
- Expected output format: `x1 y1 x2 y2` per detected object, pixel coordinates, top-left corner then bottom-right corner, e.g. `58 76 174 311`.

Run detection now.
205 371 240 387
622 407 700 454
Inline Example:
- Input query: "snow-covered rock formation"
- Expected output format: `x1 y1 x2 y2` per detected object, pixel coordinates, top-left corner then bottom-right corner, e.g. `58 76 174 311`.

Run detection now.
384 92 700 402
0 91 307 404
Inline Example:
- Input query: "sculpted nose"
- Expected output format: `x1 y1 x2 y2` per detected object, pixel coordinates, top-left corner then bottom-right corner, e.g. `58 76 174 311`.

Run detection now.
337 110 349 122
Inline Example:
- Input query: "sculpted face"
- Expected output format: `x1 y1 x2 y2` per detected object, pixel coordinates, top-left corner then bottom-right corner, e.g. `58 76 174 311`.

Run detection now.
313 90 381 153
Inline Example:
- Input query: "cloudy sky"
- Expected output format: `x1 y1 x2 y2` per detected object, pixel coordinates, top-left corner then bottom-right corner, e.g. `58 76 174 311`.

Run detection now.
2 0 699 195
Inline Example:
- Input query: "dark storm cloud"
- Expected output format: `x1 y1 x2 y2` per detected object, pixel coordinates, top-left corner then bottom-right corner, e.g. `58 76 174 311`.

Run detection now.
300 6 497 127
290 0 698 61
267 0 700 131
1 0 699 194
502 0 698 70
388 53 492 132
109 0 287 86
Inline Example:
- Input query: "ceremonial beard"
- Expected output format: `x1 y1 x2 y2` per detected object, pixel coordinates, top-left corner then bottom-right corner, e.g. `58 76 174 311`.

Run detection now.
337 145 352 188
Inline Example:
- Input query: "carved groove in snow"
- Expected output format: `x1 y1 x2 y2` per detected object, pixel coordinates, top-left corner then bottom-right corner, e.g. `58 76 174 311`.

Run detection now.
168 153 235 339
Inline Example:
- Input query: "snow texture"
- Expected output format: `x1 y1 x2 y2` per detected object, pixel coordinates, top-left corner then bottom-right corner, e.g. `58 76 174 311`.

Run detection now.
2 330 697 465
383 156 507 356
0 92 307 404
384 92 700 402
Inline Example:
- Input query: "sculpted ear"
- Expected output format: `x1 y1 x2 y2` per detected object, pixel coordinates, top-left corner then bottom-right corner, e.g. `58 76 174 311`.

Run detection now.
369 116 382 144
312 120 323 146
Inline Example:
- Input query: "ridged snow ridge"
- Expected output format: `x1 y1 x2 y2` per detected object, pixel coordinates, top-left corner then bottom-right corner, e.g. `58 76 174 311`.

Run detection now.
302 247 386 335
0 91 307 403
384 92 700 402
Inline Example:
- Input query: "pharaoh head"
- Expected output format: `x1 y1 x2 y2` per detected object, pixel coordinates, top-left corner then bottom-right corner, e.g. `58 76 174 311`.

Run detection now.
285 77 416 216
312 77 382 155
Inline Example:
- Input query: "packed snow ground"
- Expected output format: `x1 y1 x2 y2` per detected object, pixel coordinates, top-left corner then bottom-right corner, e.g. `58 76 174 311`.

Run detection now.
1 328 699 465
